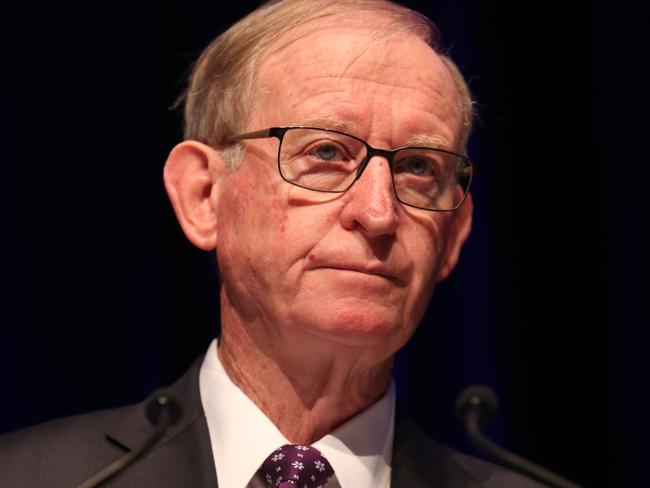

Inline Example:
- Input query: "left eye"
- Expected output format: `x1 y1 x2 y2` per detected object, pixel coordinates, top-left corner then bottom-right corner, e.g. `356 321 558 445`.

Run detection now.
402 158 434 176
310 143 340 161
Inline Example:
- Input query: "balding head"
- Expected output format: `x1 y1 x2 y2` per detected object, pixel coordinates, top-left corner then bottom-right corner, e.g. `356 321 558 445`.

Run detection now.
181 0 474 156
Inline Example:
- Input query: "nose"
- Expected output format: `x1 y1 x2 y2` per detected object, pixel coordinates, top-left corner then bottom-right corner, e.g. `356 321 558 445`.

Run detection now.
339 156 399 237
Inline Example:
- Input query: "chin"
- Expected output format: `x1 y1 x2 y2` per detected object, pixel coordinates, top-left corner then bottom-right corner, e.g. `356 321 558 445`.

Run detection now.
289 303 412 350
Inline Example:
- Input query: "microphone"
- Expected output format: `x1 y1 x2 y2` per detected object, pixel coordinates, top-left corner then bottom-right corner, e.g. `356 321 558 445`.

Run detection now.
455 385 583 488
76 392 182 488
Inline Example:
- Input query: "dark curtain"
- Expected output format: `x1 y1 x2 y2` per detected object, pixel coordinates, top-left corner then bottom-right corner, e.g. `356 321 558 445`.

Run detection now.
1 2 642 487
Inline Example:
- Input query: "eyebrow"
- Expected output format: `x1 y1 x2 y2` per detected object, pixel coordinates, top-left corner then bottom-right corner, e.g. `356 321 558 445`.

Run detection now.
299 115 355 132
403 133 450 149
295 116 451 150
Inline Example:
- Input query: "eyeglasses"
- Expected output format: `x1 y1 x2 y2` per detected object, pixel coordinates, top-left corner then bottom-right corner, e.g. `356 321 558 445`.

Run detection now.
231 126 473 211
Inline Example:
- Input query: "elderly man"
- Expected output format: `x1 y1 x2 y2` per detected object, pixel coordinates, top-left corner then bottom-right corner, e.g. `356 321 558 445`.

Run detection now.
0 0 543 487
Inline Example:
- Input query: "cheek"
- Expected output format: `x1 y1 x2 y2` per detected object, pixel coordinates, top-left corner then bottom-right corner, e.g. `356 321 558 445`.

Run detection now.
399 216 451 321
219 168 286 235
408 216 449 278
216 172 292 290
269 199 289 235
220 178 253 223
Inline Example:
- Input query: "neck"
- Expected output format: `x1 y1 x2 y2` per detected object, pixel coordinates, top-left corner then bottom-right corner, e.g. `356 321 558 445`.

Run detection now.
217 293 394 444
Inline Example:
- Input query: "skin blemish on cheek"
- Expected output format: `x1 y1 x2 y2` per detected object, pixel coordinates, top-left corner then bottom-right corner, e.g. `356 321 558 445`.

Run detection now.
263 197 288 235
229 180 252 208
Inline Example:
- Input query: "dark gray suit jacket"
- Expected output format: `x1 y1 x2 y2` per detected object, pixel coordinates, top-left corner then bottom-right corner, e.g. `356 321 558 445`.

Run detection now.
0 358 544 487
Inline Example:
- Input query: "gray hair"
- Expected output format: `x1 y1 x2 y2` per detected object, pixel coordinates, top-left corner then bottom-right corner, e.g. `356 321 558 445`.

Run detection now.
180 0 474 167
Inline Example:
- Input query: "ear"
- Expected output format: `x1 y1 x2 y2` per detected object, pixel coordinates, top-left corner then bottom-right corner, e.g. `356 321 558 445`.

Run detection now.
163 140 225 251
436 193 473 282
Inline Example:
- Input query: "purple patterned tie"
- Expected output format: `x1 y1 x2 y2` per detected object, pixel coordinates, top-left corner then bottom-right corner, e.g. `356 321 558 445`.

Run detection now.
258 444 335 488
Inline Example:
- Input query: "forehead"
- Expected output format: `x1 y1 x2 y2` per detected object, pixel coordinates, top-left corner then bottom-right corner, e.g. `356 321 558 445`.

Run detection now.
252 15 463 147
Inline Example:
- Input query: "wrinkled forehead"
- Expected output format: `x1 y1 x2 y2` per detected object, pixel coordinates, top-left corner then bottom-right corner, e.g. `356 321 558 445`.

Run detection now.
251 14 463 145
257 11 440 83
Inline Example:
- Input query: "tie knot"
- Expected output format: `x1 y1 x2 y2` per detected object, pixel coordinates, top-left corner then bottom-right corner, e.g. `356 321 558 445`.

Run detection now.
258 444 335 488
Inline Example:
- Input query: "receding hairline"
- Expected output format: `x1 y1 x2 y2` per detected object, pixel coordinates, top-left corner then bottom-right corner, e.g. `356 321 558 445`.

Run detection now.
249 21 464 151
245 5 443 124
262 6 435 57
181 0 473 163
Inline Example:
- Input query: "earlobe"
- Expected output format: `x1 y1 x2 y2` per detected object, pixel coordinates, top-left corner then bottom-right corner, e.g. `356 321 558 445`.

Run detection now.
436 194 473 282
163 141 224 251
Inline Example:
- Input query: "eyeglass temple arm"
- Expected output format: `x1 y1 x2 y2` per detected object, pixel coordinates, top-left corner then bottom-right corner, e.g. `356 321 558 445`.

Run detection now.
231 129 273 141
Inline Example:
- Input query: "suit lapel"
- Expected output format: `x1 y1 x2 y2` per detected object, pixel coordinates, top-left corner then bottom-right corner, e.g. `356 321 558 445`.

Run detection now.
391 407 483 488
100 359 488 488
103 356 218 487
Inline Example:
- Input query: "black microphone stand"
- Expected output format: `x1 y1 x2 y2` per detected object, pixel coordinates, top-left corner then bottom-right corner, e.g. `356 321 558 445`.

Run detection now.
76 393 181 488
456 385 583 488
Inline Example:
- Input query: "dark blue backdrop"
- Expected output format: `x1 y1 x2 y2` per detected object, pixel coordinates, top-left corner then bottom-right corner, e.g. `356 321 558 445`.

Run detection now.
1 1 643 487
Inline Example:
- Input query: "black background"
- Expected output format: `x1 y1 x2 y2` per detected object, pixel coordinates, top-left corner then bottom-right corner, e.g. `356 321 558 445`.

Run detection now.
1 1 644 487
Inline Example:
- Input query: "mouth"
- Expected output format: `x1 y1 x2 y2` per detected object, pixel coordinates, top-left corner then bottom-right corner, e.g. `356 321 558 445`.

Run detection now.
313 265 397 281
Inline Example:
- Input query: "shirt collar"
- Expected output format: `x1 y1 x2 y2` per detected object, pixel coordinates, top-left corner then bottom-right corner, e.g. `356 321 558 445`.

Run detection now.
199 339 395 488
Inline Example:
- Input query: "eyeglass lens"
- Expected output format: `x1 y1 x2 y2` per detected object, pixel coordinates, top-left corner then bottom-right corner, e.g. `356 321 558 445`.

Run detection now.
278 128 470 210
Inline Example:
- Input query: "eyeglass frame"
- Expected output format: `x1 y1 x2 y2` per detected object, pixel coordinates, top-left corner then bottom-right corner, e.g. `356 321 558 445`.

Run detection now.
230 126 474 212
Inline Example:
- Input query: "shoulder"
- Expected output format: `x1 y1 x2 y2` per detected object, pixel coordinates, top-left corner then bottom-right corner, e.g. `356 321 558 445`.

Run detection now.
0 404 132 448
0 405 136 487
392 412 547 487
444 446 548 487
0 356 209 488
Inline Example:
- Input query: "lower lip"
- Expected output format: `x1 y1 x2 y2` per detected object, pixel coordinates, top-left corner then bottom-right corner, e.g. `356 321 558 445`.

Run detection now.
315 267 395 282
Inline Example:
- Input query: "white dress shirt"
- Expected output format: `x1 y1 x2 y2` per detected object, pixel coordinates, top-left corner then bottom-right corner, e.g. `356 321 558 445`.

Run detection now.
199 339 395 488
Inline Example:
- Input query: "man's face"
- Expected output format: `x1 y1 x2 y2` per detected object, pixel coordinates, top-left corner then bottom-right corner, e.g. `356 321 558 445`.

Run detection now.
213 18 468 360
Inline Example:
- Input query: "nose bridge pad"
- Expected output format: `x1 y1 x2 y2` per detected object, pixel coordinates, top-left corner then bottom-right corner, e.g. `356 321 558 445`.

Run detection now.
354 154 371 181
354 148 393 182
349 150 399 216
